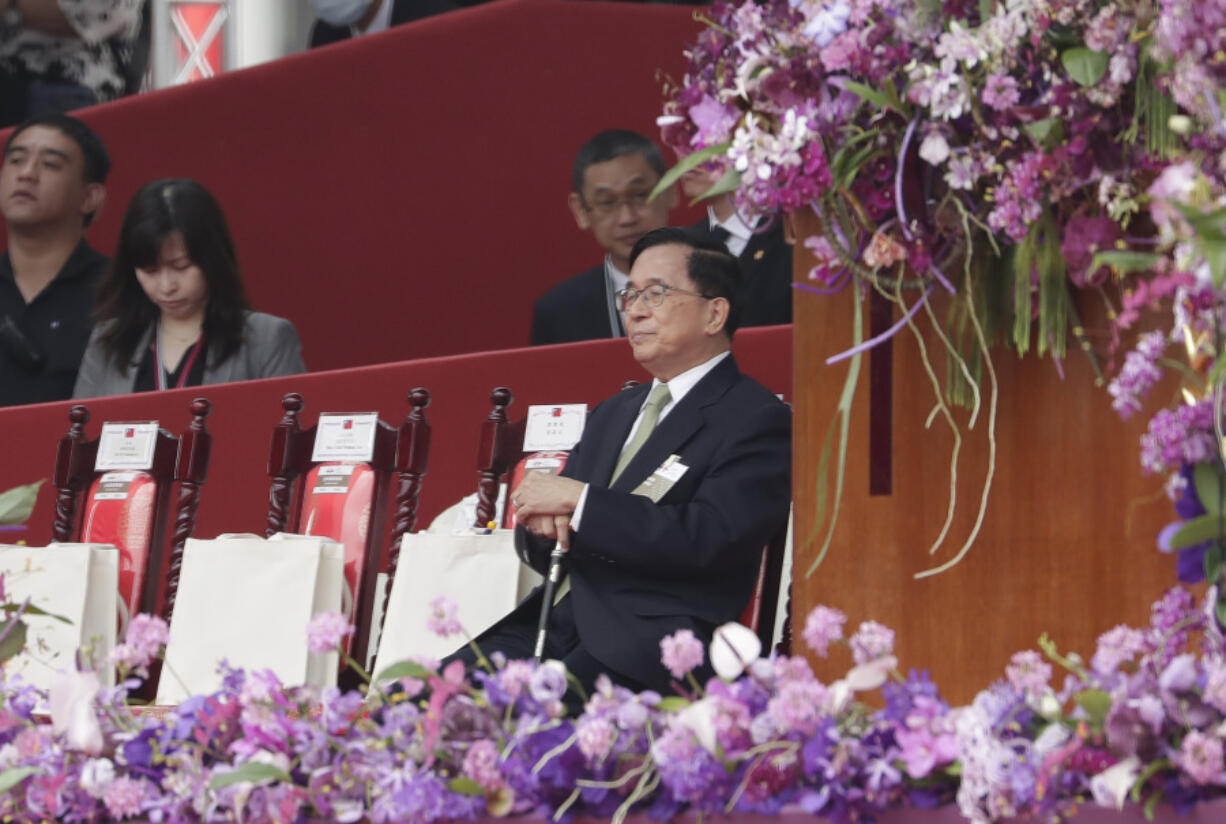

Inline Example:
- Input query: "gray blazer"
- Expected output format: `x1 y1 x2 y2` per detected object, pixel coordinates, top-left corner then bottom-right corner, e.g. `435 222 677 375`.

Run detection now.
72 311 306 399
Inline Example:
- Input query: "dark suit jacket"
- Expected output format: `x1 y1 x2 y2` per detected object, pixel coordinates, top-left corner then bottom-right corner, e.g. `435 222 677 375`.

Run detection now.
514 355 791 691
693 218 793 327
309 0 459 47
530 265 620 345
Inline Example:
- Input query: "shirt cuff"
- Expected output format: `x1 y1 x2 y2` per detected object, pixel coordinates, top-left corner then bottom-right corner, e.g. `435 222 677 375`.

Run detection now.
571 483 590 531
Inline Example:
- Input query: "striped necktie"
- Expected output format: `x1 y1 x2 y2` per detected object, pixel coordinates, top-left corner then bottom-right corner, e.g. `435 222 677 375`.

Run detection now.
610 382 672 485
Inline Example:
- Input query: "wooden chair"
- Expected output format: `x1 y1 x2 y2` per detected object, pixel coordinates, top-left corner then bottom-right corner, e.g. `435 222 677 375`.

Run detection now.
265 389 432 672
51 398 212 623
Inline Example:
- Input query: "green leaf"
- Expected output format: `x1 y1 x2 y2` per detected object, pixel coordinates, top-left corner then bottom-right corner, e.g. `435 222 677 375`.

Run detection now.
1143 789 1163 820
0 481 42 527
843 81 897 113
655 697 690 712
1022 118 1062 146
1217 590 1226 629
1174 203 1226 240
1205 543 1222 587
649 142 731 204
1194 463 1224 517
1169 514 1226 549
0 603 69 623
693 168 741 205
0 620 28 664
208 762 291 790
835 141 881 189
373 659 436 683
1202 237 1226 290
0 766 38 794
1086 250 1163 275
1062 47 1109 87
1074 689 1112 727
448 777 485 796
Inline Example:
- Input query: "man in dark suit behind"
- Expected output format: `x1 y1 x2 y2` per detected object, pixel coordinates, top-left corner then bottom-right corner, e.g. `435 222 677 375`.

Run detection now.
683 165 793 327
308 0 458 48
530 130 677 346
456 227 791 699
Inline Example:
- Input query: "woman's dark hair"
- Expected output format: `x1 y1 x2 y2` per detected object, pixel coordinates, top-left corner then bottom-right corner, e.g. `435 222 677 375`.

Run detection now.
94 179 251 369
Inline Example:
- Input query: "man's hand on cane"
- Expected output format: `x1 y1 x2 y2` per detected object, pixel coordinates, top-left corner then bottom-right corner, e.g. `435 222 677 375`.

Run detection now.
512 472 585 552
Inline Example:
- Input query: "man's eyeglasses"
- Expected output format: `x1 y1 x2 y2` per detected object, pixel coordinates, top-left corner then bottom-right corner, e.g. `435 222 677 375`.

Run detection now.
615 283 713 312
582 190 654 218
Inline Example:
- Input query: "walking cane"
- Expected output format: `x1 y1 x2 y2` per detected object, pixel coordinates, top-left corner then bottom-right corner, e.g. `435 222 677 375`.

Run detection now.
533 541 566 662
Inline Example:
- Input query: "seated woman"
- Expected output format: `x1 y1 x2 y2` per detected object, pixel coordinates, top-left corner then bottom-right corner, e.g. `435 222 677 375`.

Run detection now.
74 179 305 398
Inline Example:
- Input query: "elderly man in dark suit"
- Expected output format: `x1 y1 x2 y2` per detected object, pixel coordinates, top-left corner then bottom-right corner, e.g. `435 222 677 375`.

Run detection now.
456 227 791 698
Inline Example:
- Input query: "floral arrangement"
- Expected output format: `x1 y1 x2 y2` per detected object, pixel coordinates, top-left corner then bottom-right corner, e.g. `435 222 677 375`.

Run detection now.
655 0 1226 575
4 586 1226 823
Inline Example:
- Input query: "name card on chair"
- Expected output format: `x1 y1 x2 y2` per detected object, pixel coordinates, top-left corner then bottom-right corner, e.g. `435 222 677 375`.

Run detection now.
312 413 379 462
95 422 159 471
523 404 587 452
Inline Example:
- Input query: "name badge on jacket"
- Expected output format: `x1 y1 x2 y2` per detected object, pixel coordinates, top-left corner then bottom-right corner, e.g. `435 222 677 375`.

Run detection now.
631 454 689 502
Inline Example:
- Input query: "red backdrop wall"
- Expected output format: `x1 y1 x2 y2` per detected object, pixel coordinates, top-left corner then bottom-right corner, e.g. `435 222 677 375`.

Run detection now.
0 0 705 372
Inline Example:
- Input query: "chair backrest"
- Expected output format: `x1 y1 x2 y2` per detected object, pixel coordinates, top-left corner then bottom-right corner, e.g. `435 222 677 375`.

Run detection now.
52 398 212 623
738 511 792 654
265 389 432 673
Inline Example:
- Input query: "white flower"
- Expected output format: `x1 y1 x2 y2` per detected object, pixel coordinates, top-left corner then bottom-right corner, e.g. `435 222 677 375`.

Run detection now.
673 697 718 754
919 132 951 166
80 757 116 798
1090 756 1141 809
48 669 103 754
709 621 762 680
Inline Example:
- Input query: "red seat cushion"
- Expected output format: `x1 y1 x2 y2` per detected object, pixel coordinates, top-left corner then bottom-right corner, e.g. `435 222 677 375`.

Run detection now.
82 471 158 615
299 462 375 621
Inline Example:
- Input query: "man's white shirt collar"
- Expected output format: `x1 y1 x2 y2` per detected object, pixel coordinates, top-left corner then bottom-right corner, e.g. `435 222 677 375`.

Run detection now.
708 206 754 258
648 350 731 421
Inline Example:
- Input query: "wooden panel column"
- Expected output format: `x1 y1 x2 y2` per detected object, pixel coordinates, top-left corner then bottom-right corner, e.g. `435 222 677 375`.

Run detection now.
789 212 1177 704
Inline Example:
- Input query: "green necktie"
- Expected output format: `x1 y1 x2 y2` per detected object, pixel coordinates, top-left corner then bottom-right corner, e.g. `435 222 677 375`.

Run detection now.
610 382 672 485
555 382 673 605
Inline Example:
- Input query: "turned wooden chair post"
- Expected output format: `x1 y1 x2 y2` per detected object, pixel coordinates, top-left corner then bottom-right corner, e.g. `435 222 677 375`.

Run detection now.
266 393 305 537
474 387 513 528
164 398 213 622
385 388 432 578
51 405 94 543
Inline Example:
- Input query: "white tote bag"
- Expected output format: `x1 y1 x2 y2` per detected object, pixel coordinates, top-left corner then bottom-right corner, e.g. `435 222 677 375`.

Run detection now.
157 533 344 704
0 543 119 692
373 530 541 677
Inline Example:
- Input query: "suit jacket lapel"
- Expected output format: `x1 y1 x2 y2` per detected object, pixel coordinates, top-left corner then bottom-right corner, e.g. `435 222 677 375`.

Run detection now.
609 356 740 491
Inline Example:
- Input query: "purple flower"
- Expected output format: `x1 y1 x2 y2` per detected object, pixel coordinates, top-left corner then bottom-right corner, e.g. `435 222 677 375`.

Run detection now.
1179 730 1226 784
1091 625 1146 674
1062 216 1121 288
849 620 895 664
461 739 505 792
576 717 617 764
425 596 463 638
102 776 151 819
660 629 705 680
1108 332 1167 418
529 660 568 704
306 611 354 654
1005 650 1051 701
803 605 847 657
110 614 170 676
981 73 1020 110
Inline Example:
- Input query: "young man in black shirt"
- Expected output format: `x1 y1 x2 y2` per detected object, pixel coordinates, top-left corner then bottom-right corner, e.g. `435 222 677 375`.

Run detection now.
0 112 110 407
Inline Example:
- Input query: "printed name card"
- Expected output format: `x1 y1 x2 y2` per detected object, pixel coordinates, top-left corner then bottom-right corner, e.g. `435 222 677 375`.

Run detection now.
523 404 587 452
95 422 159 471
311 413 378 462
312 464 356 494
92 471 143 501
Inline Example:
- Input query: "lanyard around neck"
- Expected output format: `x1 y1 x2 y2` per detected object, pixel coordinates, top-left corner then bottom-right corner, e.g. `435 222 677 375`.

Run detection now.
154 323 205 391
